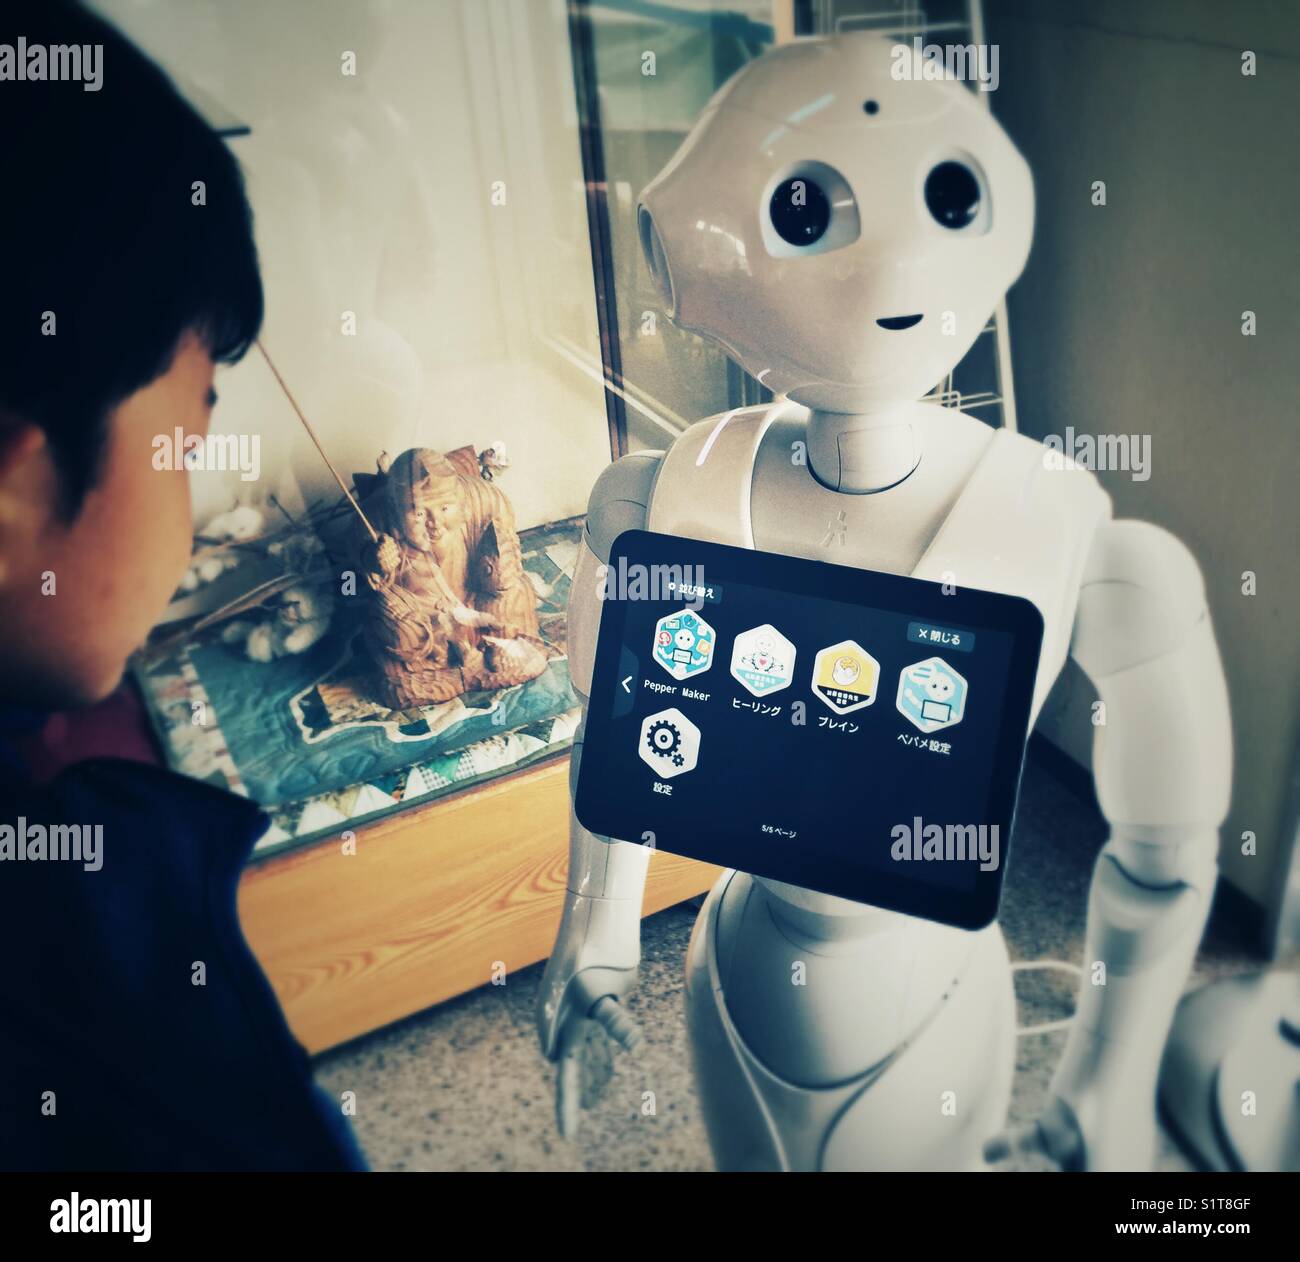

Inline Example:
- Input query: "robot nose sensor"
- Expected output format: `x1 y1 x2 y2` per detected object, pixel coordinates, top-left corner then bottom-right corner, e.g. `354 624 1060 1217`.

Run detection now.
876 315 923 330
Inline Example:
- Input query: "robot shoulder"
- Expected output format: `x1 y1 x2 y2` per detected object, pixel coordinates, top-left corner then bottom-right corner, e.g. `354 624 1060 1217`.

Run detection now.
998 424 1114 519
1019 427 1111 492
651 404 777 469
920 408 1113 536
649 403 790 544
585 450 666 562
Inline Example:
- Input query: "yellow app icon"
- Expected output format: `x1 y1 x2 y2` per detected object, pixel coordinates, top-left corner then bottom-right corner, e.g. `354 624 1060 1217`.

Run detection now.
811 640 880 715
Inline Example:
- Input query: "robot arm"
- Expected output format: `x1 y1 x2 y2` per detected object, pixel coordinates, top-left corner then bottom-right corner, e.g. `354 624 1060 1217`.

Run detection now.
1035 518 1232 1170
535 451 663 1135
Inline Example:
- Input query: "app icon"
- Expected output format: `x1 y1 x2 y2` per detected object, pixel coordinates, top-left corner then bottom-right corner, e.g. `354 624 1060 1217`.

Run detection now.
730 624 796 696
811 640 879 714
896 657 968 733
652 609 716 681
638 707 701 778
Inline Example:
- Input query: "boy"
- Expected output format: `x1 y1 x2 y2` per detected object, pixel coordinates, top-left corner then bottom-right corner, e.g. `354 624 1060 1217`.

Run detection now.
0 1 364 1170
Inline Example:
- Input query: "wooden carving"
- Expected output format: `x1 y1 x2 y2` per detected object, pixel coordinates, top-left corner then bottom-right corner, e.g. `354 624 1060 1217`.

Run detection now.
356 447 547 708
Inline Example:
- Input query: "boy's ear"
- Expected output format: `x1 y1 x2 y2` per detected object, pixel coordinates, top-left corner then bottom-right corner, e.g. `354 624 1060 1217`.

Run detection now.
0 419 48 518
0 419 49 586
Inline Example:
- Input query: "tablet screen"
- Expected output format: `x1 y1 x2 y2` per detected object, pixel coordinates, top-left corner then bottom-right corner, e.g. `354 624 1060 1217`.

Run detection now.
575 531 1044 929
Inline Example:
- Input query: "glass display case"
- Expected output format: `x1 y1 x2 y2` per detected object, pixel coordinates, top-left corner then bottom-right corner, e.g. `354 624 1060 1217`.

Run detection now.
79 0 735 1051
102 0 622 856
569 0 782 452
102 0 1019 867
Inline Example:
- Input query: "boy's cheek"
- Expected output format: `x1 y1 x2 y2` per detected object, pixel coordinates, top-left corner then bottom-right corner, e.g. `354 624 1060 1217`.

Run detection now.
124 451 193 625
71 421 194 661
2 356 212 708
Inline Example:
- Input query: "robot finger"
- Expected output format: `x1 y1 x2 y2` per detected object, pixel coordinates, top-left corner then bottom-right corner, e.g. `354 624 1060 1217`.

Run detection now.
591 994 642 1052
555 1019 588 1139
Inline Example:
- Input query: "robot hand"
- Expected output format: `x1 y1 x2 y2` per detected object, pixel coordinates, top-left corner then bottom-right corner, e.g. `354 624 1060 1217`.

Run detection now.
536 804 651 1137
982 1107 1078 1170
537 897 644 1136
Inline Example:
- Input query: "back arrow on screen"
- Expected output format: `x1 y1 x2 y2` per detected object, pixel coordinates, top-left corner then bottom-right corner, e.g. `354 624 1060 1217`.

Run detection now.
621 676 633 693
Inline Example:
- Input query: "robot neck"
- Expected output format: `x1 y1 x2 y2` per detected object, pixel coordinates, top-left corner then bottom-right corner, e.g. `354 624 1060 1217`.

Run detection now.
805 407 921 495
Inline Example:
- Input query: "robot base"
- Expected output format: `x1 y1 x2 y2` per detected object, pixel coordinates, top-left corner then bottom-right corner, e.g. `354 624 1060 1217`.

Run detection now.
684 870 1016 1171
1159 970 1300 1172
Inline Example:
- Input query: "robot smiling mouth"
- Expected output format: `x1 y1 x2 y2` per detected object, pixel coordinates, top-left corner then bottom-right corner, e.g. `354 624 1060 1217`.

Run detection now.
876 314 924 331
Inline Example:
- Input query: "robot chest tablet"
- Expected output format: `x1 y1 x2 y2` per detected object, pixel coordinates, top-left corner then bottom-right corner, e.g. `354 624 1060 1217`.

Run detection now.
576 530 1044 930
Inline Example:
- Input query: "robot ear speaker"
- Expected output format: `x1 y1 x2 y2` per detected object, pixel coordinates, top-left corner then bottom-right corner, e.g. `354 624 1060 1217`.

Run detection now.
638 206 675 312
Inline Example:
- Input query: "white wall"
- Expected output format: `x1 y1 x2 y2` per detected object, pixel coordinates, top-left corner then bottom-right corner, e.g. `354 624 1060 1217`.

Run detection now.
987 0 1300 923
94 0 611 532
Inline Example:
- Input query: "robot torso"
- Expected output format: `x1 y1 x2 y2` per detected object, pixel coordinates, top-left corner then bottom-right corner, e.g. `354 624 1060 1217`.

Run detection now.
645 400 1111 722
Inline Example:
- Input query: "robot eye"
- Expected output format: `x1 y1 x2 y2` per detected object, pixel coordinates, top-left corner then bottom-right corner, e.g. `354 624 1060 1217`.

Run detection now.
924 161 982 230
769 176 831 246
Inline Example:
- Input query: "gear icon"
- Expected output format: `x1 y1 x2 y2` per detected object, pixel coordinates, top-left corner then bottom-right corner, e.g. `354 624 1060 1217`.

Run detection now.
646 718 682 760
637 708 700 779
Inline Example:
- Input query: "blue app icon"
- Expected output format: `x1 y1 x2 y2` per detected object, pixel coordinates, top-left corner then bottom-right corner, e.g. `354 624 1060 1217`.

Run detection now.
653 609 716 681
896 657 968 734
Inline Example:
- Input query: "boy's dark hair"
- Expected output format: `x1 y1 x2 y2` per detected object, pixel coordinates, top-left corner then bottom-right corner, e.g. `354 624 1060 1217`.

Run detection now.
0 0 263 514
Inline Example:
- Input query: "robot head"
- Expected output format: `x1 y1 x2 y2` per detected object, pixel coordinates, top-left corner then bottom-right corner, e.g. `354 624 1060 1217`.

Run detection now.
638 35 1034 412
925 671 955 702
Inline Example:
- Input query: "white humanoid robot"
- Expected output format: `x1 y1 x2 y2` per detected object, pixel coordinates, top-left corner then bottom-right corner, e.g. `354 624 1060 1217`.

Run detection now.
537 33 1232 1172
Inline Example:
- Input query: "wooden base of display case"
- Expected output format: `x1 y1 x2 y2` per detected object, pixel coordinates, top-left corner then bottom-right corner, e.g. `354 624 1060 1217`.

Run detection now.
236 754 721 1054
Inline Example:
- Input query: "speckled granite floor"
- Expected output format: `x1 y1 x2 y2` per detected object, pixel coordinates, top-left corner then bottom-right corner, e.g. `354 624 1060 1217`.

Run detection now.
314 747 1260 1171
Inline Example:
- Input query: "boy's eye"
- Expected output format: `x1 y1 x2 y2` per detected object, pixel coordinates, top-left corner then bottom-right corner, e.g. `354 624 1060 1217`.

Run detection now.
206 387 219 408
